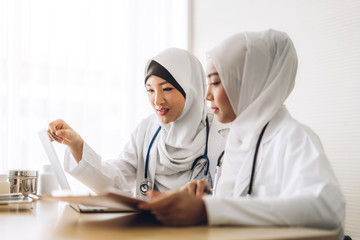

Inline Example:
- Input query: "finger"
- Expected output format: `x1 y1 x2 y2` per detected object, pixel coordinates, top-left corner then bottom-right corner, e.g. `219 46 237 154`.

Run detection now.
147 190 161 199
182 181 197 195
138 202 149 210
196 183 205 197
48 122 56 134
47 129 55 141
47 129 62 143
197 180 211 197
196 180 207 196
180 183 192 193
48 120 67 138
188 181 198 195
138 192 166 210
138 201 170 211
48 119 65 133
55 129 75 143
180 185 187 192
140 192 176 211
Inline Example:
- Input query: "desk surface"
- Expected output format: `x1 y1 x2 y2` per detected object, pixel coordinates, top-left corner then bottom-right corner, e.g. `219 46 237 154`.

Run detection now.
0 200 338 240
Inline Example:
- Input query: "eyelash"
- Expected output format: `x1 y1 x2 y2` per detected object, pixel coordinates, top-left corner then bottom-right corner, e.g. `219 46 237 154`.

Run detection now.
146 87 174 93
210 81 220 86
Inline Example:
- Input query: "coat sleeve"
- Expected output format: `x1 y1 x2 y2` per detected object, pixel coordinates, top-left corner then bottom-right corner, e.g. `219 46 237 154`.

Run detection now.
63 118 151 196
203 124 345 232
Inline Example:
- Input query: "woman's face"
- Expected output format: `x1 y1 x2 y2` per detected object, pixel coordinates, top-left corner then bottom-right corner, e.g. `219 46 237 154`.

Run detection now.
146 75 185 124
205 62 236 123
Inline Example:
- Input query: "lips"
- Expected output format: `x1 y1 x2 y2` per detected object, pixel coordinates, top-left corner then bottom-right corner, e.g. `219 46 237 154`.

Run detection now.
211 107 219 113
157 107 169 116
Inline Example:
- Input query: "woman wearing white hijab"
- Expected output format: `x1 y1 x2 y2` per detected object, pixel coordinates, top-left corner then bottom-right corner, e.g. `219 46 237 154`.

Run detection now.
139 30 345 236
48 48 228 199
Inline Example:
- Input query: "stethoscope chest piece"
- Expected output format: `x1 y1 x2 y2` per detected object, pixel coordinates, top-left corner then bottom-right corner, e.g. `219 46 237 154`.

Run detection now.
140 180 152 195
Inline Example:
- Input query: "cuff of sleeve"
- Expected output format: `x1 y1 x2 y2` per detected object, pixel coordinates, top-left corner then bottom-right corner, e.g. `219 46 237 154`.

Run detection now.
81 142 102 169
63 142 101 176
63 147 86 176
203 196 227 226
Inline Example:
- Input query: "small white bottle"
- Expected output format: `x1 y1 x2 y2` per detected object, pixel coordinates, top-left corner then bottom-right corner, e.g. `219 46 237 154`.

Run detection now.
0 172 10 194
39 164 59 195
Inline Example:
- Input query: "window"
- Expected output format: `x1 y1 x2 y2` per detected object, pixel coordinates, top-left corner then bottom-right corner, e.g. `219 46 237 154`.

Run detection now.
0 0 189 170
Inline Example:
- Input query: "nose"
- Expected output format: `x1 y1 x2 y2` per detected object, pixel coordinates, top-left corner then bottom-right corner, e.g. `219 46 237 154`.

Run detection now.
154 91 165 107
205 85 213 102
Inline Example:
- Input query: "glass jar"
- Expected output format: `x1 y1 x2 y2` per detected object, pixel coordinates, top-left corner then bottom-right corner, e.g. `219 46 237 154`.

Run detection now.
8 170 39 196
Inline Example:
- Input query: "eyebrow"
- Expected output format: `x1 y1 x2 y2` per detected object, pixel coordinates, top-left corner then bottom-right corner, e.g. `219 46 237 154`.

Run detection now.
146 80 169 87
207 72 219 78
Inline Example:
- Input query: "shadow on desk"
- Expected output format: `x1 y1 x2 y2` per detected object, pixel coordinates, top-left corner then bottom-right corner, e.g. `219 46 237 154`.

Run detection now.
53 205 224 240
50 204 339 240
58 204 161 227
77 210 161 228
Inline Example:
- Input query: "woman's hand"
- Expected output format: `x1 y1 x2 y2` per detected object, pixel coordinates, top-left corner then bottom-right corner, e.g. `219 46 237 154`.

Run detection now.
180 180 211 197
48 119 84 163
138 190 208 226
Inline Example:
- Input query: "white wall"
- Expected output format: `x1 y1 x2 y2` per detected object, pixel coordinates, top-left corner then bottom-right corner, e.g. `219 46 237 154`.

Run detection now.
191 0 360 238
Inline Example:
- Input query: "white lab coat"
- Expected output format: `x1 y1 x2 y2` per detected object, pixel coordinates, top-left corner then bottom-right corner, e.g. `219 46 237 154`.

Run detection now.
64 112 227 199
204 107 345 238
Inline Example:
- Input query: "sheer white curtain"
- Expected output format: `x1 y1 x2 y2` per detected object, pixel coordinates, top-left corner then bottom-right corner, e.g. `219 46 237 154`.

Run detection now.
0 0 189 171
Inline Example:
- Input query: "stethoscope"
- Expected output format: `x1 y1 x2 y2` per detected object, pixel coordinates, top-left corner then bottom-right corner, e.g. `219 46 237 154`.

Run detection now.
140 117 210 195
212 122 269 196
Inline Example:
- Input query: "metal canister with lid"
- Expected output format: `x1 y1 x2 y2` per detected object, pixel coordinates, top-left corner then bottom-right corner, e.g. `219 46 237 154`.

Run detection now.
8 170 39 196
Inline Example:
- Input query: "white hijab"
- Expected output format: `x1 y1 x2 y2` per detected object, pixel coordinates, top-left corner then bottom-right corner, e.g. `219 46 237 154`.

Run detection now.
144 48 207 191
206 29 298 195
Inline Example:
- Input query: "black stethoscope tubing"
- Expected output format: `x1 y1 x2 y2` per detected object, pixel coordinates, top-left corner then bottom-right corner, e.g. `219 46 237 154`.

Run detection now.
247 122 269 196
189 117 210 177
214 122 269 196
216 150 225 168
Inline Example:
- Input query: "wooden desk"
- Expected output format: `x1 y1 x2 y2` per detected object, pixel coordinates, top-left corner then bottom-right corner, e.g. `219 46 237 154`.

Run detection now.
0 200 339 240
